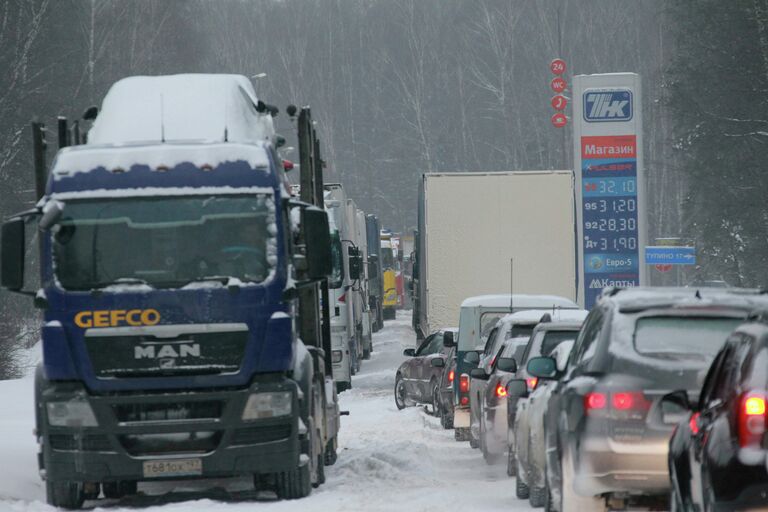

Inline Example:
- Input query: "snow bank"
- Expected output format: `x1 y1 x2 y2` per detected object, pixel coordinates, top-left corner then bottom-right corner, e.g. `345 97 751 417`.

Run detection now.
88 74 275 146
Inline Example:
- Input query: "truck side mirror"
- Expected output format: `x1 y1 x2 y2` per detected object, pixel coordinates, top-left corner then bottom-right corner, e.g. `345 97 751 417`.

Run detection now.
301 207 332 280
348 246 362 280
1 218 26 291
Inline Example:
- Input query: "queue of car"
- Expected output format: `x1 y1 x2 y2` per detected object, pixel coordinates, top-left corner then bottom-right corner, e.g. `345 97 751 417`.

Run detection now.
395 287 768 511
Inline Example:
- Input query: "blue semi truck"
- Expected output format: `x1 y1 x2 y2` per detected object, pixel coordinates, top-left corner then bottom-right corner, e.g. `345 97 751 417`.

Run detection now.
0 75 340 507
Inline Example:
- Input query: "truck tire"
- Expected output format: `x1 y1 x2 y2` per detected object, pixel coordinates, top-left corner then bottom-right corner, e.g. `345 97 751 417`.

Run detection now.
324 436 338 466
275 463 311 500
507 448 517 476
530 485 546 508
363 346 371 360
313 453 325 488
47 480 85 509
102 481 137 499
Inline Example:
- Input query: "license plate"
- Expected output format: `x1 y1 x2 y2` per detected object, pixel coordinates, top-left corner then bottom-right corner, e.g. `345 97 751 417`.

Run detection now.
142 458 202 478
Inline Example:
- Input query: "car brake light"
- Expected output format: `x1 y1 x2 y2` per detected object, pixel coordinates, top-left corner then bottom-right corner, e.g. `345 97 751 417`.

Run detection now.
612 392 634 410
585 392 607 412
448 370 455 384
338 293 346 303
459 374 470 393
460 396 469 406
495 384 507 398
739 391 767 447
526 377 538 391
689 412 701 435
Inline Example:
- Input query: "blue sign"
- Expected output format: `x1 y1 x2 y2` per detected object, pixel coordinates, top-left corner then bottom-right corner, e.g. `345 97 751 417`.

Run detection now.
645 246 696 265
584 90 633 122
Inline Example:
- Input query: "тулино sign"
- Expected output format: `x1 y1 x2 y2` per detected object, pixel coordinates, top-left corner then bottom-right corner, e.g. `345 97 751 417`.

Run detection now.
573 74 646 309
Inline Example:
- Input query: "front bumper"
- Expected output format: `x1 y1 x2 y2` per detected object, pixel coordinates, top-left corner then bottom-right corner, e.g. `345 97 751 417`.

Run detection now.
574 434 670 496
39 377 301 483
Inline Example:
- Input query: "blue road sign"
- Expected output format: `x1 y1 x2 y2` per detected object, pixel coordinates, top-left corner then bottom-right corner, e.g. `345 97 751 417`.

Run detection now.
644 246 696 265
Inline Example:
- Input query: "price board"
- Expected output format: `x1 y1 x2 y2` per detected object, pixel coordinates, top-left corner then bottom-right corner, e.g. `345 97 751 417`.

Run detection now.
573 74 645 308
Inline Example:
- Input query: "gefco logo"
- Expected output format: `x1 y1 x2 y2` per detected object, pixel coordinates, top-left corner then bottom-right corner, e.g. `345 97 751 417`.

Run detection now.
584 90 633 122
74 309 161 328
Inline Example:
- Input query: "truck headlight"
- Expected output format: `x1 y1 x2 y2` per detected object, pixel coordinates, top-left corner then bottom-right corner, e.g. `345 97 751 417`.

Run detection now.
242 391 292 420
331 350 343 363
46 400 98 427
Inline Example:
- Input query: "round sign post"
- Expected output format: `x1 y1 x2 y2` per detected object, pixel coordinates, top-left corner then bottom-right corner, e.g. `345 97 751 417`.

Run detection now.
550 76 567 93
551 112 567 128
551 95 568 111
655 264 673 273
550 58 567 76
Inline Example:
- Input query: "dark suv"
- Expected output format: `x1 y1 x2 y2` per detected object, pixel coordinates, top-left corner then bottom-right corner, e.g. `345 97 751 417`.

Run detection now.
531 287 768 512
667 312 768 511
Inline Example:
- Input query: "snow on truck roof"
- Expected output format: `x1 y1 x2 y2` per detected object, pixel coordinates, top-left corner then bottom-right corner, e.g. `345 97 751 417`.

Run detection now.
50 141 271 180
498 308 588 325
459 294 578 309
88 74 275 146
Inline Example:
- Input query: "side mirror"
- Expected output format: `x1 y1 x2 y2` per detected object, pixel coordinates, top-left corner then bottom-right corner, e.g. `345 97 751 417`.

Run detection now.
39 201 64 230
431 358 445 368
463 351 480 365
526 356 558 379
403 348 416 357
496 357 518 373
348 246 362 280
506 379 528 398
470 368 489 380
302 207 332 280
443 331 456 348
1 218 26 291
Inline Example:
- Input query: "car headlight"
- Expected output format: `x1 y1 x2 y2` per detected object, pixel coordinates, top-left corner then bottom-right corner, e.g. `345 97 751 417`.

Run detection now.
47 400 98 427
331 350 343 363
242 391 293 420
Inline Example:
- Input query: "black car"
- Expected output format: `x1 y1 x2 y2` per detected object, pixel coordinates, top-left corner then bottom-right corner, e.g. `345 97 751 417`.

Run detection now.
395 328 457 413
531 287 768 512
667 313 768 511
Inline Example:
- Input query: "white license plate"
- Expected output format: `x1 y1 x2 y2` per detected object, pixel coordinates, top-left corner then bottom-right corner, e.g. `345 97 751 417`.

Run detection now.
142 458 202 478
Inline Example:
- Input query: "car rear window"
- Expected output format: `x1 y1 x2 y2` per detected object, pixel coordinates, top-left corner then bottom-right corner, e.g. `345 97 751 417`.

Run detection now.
634 317 742 358
541 330 579 357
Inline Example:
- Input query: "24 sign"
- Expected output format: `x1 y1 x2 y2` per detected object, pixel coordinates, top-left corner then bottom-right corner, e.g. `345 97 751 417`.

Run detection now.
550 58 567 75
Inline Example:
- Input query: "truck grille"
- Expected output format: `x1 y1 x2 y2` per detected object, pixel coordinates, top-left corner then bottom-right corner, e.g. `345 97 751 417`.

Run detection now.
50 434 113 452
85 330 248 378
230 424 292 445
119 431 222 456
113 400 223 424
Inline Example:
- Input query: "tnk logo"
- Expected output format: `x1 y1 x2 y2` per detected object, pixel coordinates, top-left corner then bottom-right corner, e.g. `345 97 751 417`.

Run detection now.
583 90 632 122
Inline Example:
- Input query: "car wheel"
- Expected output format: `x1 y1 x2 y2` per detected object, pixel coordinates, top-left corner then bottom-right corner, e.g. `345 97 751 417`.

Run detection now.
507 446 517 477
394 374 408 410
561 446 606 512
430 380 441 417
441 405 454 429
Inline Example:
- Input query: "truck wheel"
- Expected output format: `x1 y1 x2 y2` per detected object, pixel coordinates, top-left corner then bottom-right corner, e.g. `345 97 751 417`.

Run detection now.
324 436 338 466
47 480 85 509
545 484 556 512
516 473 530 499
507 448 517 476
313 453 325 488
275 463 311 500
363 346 371 360
530 485 547 508
102 481 137 499
394 374 408 410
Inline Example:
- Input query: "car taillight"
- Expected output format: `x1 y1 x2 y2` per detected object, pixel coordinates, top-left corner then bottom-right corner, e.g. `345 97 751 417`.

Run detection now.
526 377 538 391
495 384 507 398
338 293 346 303
448 370 455 384
585 392 607 412
739 391 767 447
689 412 701 435
459 374 470 393
460 396 469 405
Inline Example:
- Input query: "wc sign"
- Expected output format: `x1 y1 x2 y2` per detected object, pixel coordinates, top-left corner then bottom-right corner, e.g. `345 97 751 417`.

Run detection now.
583 90 633 122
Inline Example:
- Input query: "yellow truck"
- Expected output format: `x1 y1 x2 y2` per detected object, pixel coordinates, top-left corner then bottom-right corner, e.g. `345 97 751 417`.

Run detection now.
380 232 398 319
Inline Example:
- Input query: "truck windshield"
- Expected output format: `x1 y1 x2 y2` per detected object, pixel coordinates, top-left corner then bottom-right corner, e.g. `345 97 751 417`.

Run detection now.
52 194 275 290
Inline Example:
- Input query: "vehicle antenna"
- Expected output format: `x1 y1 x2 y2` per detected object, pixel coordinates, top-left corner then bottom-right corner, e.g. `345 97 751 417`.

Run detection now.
160 94 166 143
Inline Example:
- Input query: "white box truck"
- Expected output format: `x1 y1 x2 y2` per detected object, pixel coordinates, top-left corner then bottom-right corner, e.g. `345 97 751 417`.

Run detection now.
412 171 577 340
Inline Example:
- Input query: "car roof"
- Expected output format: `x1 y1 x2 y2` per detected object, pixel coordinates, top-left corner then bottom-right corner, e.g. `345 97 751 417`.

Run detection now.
460 294 578 309
532 320 585 333
599 286 768 312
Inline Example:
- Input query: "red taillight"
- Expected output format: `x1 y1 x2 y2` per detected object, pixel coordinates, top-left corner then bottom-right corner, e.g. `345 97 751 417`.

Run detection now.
460 396 469 406
337 293 346 303
739 391 767 447
689 412 701 435
526 377 538 391
612 392 634 410
448 370 455 384
585 392 607 411
495 384 507 398
459 374 470 393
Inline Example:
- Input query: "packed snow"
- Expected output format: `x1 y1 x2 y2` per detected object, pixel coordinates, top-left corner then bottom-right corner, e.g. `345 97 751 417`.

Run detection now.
0 312 533 511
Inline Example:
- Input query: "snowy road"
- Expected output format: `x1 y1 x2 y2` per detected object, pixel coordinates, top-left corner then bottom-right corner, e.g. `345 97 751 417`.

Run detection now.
0 312 532 511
